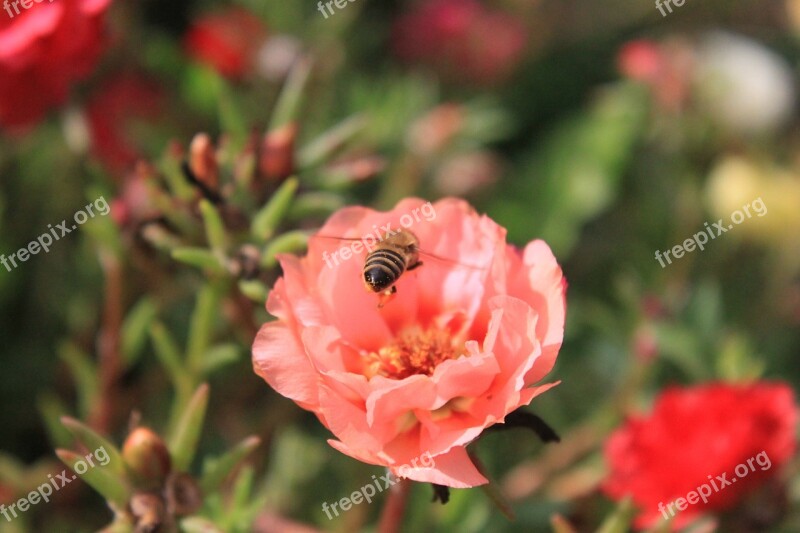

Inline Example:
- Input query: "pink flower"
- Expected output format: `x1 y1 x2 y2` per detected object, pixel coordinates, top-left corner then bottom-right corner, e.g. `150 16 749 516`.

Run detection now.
0 0 111 130
392 0 527 86
252 198 566 487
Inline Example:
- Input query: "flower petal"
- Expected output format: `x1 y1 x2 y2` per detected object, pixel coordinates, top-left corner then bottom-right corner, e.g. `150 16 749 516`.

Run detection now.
252 322 320 411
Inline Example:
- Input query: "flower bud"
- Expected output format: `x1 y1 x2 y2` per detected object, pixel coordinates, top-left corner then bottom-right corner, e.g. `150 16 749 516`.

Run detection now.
323 155 385 185
433 151 500 196
259 122 297 181
188 133 219 192
123 427 172 489
407 104 463 156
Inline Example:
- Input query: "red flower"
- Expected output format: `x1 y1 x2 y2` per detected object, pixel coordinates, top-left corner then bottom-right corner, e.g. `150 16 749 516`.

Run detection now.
392 0 527 86
617 40 664 83
0 0 111 130
184 8 267 80
603 382 798 530
87 73 165 174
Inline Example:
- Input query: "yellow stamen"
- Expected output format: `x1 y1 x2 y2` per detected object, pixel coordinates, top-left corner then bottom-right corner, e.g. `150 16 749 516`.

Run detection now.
365 327 460 379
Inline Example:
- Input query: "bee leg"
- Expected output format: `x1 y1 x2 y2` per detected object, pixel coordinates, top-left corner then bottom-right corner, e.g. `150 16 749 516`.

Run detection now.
377 286 397 308
407 261 423 271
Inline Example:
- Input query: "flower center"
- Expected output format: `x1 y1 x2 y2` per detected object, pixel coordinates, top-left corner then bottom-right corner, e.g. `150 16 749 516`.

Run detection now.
365 327 460 379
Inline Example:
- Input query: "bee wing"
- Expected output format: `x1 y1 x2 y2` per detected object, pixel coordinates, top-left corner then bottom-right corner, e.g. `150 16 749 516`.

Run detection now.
309 235 369 243
311 235 487 271
416 249 487 271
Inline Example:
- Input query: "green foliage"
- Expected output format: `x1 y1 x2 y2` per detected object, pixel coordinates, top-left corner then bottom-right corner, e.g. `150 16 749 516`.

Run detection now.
1 1 798 532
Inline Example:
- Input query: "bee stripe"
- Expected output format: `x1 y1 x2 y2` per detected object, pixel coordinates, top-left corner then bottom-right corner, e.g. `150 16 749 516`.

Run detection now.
365 254 403 273
365 257 402 278
366 248 405 266
366 263 399 282
365 250 405 275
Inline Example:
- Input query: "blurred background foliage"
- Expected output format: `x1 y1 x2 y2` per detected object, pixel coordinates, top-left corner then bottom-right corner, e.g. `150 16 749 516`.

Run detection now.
1 0 799 531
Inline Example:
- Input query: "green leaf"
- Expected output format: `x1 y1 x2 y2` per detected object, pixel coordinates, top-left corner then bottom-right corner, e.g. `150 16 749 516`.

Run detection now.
237 279 269 303
60 417 127 479
201 343 242 375
121 298 158 369
653 323 710 380
490 83 648 255
180 517 227 533
0 452 26 487
715 333 764 382
287 192 345 221
149 322 189 392
199 199 228 254
37 394 73 448
218 81 247 150
231 465 255 513
56 449 130 509
251 177 299 242
171 247 226 274
182 63 223 119
269 58 312 130
686 281 722 343
596 496 635 533
201 436 261 492
260 230 309 269
58 343 99 420
160 146 195 201
81 194 123 257
169 384 210 472
298 115 367 168
187 285 220 372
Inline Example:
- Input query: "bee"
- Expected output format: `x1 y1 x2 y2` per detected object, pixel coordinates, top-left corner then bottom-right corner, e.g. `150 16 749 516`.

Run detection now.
312 229 481 307
362 229 422 297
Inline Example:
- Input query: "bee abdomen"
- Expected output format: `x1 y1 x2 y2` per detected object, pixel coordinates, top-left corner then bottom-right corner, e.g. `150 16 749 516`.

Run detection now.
363 249 406 292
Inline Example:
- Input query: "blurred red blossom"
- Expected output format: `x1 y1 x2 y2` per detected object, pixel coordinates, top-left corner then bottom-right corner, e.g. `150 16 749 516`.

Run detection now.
0 0 111 130
110 161 161 228
616 38 694 112
252 198 566 487
617 40 664 83
259 122 297 181
392 0 527 85
184 8 268 80
603 382 798 530
87 73 166 174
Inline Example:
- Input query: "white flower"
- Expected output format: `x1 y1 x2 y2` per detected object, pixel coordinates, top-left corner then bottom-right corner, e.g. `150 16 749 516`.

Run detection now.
695 32 795 136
